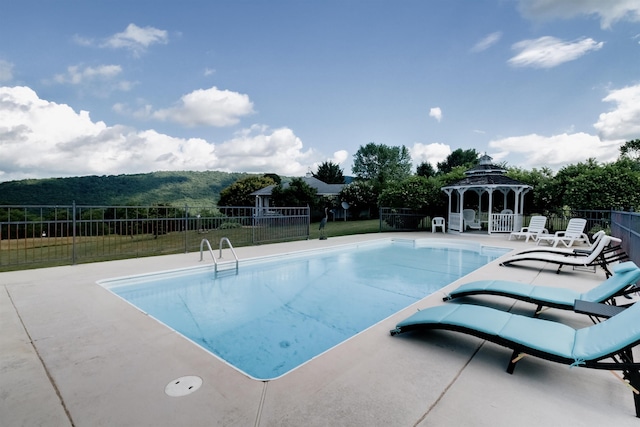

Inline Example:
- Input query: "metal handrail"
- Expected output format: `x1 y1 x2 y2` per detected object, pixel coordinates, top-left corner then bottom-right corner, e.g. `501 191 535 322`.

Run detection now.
199 237 239 274
199 238 217 271
218 237 239 273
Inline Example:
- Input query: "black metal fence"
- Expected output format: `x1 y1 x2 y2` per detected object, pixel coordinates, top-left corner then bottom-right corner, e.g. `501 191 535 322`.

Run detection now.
611 210 640 267
3 204 637 270
379 207 638 265
0 204 309 270
379 208 433 232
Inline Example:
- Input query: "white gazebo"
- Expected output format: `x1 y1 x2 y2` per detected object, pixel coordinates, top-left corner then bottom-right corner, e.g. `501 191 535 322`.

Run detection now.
441 155 532 234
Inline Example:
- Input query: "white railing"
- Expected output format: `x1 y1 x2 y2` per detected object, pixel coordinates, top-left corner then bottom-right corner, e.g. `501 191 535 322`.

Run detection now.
489 213 513 233
448 212 462 231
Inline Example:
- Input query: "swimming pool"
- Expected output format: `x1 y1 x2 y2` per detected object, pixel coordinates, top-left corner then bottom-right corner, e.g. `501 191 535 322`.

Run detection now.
100 238 508 380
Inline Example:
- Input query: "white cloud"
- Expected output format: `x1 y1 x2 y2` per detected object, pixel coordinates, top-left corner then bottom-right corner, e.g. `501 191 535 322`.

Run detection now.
0 60 14 82
410 142 451 168
72 34 93 47
471 31 502 52
311 150 350 176
49 64 134 97
508 36 603 68
104 23 168 55
331 150 349 165
429 107 442 122
146 86 255 127
518 0 640 29
53 64 123 85
594 84 640 141
488 132 621 170
489 82 640 170
0 86 321 182
214 125 316 175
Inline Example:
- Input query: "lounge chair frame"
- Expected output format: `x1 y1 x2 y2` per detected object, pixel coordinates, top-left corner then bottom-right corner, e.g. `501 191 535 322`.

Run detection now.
500 235 629 278
514 230 606 257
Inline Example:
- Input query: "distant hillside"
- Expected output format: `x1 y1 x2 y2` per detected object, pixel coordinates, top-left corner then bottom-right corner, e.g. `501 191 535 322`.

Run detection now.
0 171 251 206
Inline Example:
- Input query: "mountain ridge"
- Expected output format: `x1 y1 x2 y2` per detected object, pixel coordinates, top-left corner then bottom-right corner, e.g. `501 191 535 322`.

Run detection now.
0 170 251 206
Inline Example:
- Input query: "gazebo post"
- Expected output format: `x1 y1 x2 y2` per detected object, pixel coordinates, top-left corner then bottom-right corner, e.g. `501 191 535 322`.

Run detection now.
477 189 483 226
459 189 465 232
487 189 494 234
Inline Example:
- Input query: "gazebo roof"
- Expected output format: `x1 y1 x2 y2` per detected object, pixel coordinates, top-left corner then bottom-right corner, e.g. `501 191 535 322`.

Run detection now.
441 154 531 191
443 173 529 188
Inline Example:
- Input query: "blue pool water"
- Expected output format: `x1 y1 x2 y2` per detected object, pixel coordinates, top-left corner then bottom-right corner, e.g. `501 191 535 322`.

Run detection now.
100 239 508 380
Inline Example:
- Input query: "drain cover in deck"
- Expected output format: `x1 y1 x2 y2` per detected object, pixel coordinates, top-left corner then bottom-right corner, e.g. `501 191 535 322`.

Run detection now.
165 376 202 397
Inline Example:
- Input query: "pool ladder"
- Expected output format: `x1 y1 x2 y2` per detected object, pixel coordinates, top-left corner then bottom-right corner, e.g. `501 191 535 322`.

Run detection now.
200 237 239 274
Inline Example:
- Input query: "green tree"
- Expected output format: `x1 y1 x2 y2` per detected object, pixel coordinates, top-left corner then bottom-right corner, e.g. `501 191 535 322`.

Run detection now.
263 173 282 184
352 142 412 190
218 175 276 206
562 160 640 211
620 139 640 161
339 180 378 218
271 178 319 208
378 176 441 211
506 167 555 214
416 162 436 178
436 148 479 174
547 159 600 211
313 161 345 184
619 139 640 172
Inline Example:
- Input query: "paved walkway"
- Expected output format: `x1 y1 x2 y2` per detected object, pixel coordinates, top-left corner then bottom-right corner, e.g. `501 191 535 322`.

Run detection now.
2 232 639 426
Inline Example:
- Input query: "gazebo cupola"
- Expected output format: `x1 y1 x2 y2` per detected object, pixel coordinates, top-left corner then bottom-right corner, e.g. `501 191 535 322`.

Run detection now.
441 154 532 234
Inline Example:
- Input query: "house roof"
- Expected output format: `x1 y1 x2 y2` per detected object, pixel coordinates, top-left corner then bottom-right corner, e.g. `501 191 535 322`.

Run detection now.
250 176 345 197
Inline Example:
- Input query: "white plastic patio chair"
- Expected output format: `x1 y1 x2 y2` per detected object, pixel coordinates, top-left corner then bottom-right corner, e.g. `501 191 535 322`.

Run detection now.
462 209 481 230
509 215 548 242
536 218 588 247
432 217 445 233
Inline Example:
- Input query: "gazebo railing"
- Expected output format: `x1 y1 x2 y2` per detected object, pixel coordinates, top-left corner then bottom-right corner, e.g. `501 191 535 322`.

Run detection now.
489 213 521 233
448 212 462 231
448 212 522 233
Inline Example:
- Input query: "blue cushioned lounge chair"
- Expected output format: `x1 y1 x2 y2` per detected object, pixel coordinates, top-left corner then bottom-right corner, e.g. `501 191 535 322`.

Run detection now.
390 300 640 417
443 261 640 313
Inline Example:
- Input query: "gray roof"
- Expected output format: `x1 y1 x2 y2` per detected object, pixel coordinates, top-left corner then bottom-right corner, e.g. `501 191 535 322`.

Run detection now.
441 154 531 190
250 176 345 196
442 173 531 189
251 185 276 196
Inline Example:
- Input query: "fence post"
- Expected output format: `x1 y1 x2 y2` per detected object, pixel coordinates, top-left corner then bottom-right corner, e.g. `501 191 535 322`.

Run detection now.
72 201 77 265
252 207 256 244
184 204 189 253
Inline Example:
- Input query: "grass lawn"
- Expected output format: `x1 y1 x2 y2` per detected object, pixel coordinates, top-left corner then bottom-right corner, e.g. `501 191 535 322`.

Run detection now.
308 219 380 239
0 219 384 271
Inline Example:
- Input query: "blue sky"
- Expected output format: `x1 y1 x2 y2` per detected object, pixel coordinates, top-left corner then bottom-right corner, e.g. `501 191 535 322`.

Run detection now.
1 1 639 182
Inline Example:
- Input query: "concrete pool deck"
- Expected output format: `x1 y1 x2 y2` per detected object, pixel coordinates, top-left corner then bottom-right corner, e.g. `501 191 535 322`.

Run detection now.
2 232 639 426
